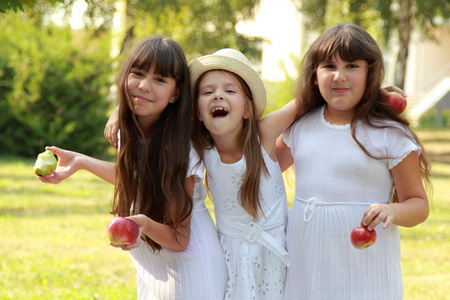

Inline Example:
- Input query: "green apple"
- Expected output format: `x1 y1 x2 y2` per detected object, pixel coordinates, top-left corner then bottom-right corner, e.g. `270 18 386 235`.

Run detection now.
34 150 57 176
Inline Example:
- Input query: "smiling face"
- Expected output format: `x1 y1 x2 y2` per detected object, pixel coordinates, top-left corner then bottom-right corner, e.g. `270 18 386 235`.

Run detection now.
127 64 179 129
197 70 250 143
314 54 368 123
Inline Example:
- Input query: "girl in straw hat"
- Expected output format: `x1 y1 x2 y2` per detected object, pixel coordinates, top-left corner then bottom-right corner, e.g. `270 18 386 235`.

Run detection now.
276 23 431 299
189 48 297 299
38 36 227 300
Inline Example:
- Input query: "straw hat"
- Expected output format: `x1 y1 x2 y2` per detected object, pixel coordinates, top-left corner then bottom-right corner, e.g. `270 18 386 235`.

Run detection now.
189 48 266 119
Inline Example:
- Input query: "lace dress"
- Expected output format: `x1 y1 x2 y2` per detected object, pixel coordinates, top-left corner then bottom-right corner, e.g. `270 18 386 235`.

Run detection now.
282 106 420 300
129 149 227 300
204 146 289 300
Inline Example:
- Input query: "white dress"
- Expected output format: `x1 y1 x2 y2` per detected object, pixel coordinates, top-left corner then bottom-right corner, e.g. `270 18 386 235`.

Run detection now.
129 149 228 300
204 146 289 300
282 106 420 300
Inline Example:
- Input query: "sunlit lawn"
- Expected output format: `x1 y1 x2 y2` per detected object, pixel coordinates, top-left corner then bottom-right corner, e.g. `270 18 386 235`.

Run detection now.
1 129 449 299
0 158 135 299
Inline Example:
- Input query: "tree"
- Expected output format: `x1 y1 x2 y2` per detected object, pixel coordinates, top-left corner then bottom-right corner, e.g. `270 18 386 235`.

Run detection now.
292 0 450 88
0 12 114 157
78 0 263 61
0 1 264 157
4 0 263 62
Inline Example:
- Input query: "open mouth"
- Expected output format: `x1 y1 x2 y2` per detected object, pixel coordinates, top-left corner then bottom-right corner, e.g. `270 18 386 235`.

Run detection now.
211 107 229 118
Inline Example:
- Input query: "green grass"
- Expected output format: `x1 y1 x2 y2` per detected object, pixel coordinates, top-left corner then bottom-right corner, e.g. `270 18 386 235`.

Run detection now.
0 158 136 299
1 129 449 299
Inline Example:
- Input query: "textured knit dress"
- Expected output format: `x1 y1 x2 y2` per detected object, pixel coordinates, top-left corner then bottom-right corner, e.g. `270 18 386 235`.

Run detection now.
129 149 227 300
204 146 289 300
283 106 420 300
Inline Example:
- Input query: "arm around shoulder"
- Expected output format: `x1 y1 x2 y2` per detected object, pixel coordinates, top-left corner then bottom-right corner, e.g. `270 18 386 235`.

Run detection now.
260 99 298 157
260 99 297 142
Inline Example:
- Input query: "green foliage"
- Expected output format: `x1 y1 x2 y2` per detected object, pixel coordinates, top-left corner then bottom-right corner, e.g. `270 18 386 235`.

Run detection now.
77 0 263 62
264 58 299 115
293 0 450 43
0 0 23 12
293 0 388 46
417 108 450 128
0 12 115 157
0 0 65 13
0 0 265 158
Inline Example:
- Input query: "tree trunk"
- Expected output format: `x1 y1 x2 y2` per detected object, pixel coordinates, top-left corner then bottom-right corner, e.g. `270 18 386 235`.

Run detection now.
394 0 412 89
119 0 135 55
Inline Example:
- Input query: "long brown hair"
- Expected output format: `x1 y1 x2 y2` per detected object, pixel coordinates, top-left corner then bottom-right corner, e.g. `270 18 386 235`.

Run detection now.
295 23 432 200
191 70 267 219
112 36 193 251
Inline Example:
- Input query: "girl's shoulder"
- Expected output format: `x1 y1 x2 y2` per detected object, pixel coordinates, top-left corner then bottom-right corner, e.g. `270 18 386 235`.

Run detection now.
357 118 420 162
291 106 322 124
289 106 324 131
282 106 323 148
365 118 413 138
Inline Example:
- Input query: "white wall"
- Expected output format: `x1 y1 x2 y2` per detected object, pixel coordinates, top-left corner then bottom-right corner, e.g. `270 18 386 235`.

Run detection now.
405 27 450 94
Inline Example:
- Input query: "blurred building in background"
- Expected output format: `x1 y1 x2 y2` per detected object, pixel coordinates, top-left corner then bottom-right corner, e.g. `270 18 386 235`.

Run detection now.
405 27 450 126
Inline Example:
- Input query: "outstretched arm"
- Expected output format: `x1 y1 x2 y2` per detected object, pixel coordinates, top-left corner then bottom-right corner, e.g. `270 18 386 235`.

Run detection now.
361 151 429 231
38 146 116 185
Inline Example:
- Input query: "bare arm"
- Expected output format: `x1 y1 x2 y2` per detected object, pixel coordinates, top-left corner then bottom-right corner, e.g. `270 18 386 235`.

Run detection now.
362 151 429 230
275 135 294 173
122 213 191 252
112 176 195 252
104 105 120 148
259 99 297 159
38 146 116 185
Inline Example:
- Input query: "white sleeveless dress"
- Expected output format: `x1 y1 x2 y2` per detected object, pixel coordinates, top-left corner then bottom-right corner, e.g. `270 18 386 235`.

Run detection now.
283 106 420 300
204 146 289 300
129 149 227 300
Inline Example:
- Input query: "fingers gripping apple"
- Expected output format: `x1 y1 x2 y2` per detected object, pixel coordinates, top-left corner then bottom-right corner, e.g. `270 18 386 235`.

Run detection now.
107 217 140 245
385 92 407 114
350 226 377 249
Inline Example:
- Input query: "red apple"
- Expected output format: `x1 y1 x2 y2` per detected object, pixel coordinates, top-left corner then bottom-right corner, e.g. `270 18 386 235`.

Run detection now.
350 226 377 249
107 217 139 245
385 91 407 114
